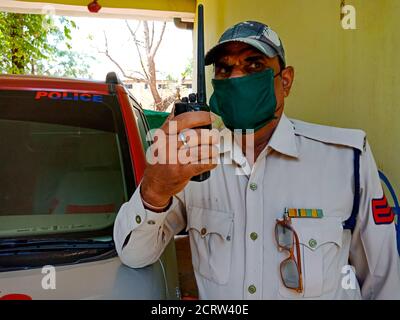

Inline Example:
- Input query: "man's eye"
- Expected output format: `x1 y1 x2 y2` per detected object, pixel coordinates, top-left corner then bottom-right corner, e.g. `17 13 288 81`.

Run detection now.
249 62 263 70
216 64 231 76
219 67 228 74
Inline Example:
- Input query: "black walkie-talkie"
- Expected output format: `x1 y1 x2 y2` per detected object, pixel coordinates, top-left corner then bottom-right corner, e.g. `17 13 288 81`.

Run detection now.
174 4 211 182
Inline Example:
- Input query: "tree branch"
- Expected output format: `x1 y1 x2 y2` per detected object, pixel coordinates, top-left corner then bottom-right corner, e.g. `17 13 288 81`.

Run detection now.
160 92 179 112
150 22 166 58
149 21 155 51
129 70 147 79
125 20 140 38
126 21 149 80
143 21 151 56
100 31 145 82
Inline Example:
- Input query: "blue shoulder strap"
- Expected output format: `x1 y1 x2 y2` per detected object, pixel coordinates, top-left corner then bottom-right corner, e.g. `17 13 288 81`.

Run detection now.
343 148 361 233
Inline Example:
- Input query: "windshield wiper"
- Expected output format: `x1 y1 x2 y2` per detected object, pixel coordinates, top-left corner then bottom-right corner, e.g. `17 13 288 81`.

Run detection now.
0 238 114 253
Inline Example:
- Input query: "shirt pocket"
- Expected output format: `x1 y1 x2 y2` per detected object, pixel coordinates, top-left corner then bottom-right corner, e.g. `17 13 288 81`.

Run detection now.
186 206 234 285
278 217 344 299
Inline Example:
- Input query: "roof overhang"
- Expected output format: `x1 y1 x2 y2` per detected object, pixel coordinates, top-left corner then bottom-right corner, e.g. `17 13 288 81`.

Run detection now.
0 0 195 21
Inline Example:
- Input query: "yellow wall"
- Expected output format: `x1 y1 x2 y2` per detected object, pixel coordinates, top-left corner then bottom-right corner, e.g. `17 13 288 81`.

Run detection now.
199 0 400 196
17 0 400 196
22 0 196 13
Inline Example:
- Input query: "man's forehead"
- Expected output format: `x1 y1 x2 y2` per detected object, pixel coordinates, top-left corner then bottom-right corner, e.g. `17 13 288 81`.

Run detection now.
213 42 281 66
214 42 264 59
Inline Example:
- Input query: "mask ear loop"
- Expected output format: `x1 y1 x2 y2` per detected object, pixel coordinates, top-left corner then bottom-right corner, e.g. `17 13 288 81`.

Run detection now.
275 68 290 89
274 69 283 78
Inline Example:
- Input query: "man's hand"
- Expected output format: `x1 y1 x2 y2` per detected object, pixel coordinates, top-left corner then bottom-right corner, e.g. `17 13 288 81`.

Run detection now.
141 111 219 209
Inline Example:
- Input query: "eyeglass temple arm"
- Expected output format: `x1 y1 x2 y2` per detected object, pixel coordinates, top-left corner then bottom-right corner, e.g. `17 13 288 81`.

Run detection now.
292 230 303 292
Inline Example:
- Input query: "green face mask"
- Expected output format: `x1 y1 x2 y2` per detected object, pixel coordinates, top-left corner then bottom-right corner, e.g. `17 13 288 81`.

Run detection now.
209 68 278 132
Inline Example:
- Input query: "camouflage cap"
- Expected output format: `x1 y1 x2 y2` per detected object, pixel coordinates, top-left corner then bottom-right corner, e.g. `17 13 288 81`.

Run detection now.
205 21 286 67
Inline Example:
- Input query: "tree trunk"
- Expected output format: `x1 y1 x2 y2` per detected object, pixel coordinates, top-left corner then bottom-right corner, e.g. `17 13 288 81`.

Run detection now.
143 21 164 111
147 59 163 110
106 20 169 111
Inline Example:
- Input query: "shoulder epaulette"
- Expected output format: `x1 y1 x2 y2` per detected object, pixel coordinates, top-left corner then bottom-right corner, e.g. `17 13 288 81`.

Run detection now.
290 118 366 153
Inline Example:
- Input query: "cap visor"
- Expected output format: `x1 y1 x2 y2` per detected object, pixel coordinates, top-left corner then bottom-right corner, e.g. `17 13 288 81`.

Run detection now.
205 38 278 65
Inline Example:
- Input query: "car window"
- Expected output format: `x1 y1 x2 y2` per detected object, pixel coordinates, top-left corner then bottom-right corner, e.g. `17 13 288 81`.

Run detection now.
0 90 134 240
129 97 150 151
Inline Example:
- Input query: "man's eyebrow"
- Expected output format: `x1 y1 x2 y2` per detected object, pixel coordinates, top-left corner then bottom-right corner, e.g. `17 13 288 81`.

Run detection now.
215 54 265 65
214 58 231 68
244 55 266 62
215 59 231 66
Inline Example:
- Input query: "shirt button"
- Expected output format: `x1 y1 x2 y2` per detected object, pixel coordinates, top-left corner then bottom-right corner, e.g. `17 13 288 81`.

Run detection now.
249 183 258 191
135 215 142 224
248 285 256 294
250 232 258 241
147 220 156 225
309 239 317 248
201 228 207 236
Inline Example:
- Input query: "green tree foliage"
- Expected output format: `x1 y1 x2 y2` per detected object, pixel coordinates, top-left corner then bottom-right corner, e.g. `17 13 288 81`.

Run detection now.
0 12 92 77
181 58 193 80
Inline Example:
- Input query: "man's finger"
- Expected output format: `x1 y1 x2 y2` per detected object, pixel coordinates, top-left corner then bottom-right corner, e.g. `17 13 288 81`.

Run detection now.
183 163 218 178
177 145 219 164
175 128 220 149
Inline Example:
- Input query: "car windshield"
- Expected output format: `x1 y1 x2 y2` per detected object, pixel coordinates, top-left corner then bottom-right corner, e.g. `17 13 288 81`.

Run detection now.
0 89 132 240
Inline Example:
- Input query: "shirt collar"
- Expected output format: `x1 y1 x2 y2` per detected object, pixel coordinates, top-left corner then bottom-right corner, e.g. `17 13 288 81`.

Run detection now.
218 113 299 163
267 113 299 158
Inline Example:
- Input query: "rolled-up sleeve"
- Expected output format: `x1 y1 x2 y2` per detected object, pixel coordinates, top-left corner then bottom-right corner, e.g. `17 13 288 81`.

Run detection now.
113 184 187 268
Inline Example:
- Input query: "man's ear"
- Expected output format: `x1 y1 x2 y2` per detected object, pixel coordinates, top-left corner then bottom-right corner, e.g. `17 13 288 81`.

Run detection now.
281 66 294 97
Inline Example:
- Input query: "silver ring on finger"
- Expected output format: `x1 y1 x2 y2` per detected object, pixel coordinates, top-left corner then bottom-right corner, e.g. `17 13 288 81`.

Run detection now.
178 132 189 147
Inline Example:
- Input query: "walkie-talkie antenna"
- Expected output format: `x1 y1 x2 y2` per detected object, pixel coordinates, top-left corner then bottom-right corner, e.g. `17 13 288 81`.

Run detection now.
174 4 210 182
197 4 206 105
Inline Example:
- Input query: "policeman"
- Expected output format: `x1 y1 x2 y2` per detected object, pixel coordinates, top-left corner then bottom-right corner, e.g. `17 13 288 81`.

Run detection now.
114 21 400 299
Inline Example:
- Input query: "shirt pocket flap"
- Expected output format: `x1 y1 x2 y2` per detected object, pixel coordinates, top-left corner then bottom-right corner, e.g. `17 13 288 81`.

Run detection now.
291 217 343 251
186 206 234 240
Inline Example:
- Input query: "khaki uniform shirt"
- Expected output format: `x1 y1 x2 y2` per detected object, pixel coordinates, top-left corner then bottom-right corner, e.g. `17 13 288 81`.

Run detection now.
114 113 400 299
